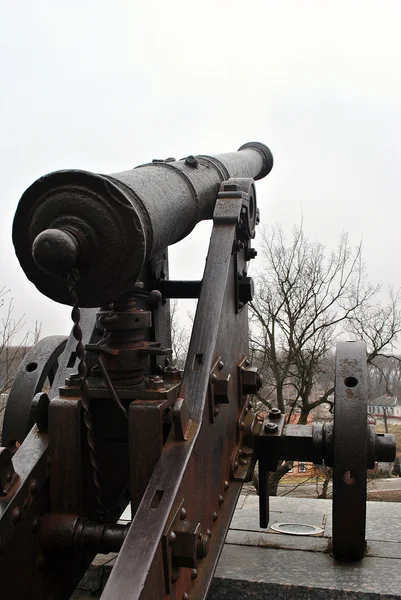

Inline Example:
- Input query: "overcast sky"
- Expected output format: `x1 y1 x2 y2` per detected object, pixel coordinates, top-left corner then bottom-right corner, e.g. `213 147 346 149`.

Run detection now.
1 1 401 340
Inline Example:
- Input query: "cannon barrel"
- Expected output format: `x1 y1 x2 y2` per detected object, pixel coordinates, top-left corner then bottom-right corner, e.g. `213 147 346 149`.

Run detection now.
13 142 273 307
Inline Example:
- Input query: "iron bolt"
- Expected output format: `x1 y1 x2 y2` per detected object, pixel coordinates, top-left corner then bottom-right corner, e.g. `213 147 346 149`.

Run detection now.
245 358 250 367
213 512 218 522
185 155 198 167
224 480 229 491
211 373 217 383
269 408 281 419
183 594 189 600
242 367 262 395
169 532 176 545
218 495 224 506
233 461 239 471
239 457 248 465
148 289 162 306
180 508 187 520
264 422 278 434
245 247 258 260
213 407 220 417
191 569 198 580
11 507 21 524
239 277 254 304
145 376 165 391
214 374 231 404
218 360 224 370
197 534 209 559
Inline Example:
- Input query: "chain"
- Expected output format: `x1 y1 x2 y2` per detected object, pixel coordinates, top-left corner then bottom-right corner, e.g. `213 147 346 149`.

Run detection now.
66 269 106 519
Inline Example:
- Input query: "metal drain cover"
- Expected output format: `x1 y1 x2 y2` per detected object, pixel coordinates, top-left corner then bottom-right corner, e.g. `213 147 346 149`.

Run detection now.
270 522 323 536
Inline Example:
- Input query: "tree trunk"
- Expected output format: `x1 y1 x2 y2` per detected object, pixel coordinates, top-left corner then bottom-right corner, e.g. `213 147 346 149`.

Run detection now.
268 461 293 496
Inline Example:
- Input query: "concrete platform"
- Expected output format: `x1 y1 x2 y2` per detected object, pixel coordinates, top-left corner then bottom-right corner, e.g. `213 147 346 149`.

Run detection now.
71 496 401 599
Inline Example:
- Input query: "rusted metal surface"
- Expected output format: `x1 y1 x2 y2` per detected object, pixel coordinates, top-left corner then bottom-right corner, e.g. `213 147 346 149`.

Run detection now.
1 335 67 447
101 182 253 600
13 144 273 307
2 144 274 600
332 341 368 561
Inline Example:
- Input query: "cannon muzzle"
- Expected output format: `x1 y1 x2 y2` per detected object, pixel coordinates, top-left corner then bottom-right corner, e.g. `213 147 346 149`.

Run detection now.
13 142 273 307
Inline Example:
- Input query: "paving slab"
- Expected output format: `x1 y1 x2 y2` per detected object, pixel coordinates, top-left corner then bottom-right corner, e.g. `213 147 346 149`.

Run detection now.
72 495 401 599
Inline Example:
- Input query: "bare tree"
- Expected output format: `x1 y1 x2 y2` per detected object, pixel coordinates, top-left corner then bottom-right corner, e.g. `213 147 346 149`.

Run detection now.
170 299 189 369
250 224 401 493
0 287 41 416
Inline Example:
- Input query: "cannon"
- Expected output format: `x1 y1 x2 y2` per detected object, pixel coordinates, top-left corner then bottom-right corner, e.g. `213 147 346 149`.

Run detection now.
0 141 396 599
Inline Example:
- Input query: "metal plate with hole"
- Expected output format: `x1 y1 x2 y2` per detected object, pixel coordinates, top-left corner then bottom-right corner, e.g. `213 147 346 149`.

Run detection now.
270 522 324 536
2 335 67 447
332 341 368 561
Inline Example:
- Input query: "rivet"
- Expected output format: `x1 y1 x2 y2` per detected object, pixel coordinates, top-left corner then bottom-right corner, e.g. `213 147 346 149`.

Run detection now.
32 517 40 532
211 373 217 383
169 531 176 545
224 480 229 491
240 421 245 430
218 360 224 370
191 569 198 580
183 594 189 600
6 473 12 483
180 507 187 520
218 495 224 505
11 507 21 524
171 571 179 584
206 528 212 537
29 479 39 495
23 499 30 510
245 358 250 367
234 461 239 472
213 512 218 522
214 407 220 417
239 457 248 465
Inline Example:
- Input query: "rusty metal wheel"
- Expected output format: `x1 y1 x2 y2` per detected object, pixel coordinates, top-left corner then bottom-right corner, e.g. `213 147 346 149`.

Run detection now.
1 335 67 448
332 341 368 561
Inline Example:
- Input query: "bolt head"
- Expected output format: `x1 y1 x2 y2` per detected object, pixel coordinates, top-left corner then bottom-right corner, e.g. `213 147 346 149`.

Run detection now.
269 408 281 419
169 531 176 545
264 422 278 434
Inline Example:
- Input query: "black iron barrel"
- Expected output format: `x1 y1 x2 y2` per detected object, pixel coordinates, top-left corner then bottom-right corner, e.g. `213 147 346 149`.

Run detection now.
13 142 273 307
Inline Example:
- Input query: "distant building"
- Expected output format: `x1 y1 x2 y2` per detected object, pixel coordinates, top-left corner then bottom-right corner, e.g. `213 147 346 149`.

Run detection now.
367 394 401 425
